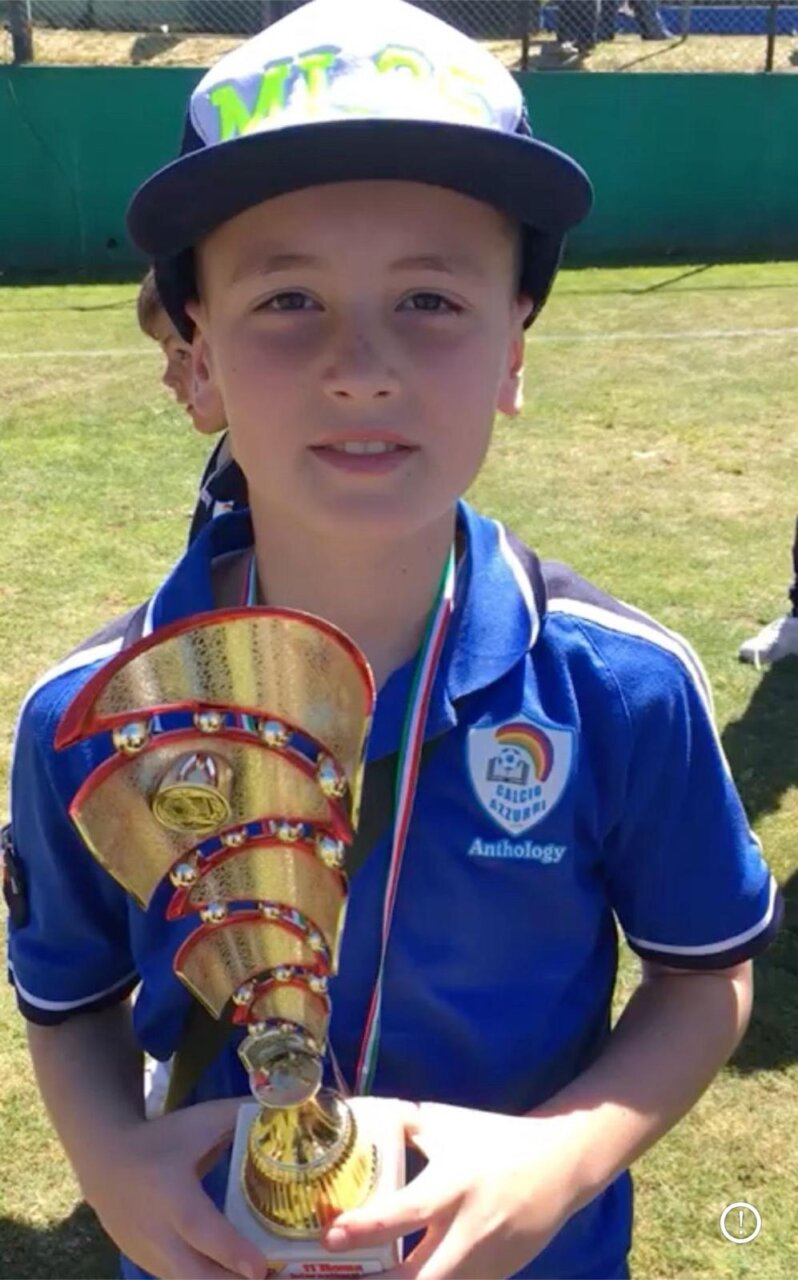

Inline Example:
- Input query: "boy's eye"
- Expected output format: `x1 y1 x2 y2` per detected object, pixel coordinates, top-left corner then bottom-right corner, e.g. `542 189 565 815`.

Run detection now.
399 292 463 314
260 291 320 313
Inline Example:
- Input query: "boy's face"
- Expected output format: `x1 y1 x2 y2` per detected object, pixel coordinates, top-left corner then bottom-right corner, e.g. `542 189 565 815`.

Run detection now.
148 311 224 436
189 181 530 539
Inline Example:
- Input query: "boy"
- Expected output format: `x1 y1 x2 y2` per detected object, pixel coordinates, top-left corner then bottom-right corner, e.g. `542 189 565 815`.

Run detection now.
5 3 783 1278
136 266 247 543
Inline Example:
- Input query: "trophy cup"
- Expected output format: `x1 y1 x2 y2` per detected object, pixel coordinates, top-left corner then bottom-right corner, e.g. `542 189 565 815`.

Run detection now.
55 607 405 1275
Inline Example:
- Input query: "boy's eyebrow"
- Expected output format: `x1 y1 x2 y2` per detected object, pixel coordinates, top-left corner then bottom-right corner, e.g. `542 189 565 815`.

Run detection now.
229 253 322 283
389 254 485 278
228 251 485 283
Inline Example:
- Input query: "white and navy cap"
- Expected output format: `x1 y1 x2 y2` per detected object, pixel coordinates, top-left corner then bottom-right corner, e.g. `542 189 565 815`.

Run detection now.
128 0 592 337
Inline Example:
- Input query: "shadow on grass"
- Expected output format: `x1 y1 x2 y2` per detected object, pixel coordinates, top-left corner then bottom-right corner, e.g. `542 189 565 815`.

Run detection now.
597 34 687 73
0 1202 117 1280
722 658 798 1075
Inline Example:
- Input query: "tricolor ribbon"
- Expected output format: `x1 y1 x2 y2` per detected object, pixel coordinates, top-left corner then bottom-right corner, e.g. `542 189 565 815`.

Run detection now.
244 544 456 1097
354 546 456 1096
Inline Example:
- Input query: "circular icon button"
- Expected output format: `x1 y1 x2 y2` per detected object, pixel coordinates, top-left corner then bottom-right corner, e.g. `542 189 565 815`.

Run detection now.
719 1201 762 1244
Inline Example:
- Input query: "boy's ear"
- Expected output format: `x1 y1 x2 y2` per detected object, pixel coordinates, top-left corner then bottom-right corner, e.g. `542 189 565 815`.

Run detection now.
184 300 217 408
184 297 205 348
497 296 534 418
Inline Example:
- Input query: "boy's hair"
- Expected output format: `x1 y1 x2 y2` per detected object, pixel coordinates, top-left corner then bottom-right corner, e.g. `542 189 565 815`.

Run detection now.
136 267 165 337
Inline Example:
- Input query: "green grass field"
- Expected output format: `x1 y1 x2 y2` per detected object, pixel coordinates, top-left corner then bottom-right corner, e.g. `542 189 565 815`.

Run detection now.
1 263 796 1279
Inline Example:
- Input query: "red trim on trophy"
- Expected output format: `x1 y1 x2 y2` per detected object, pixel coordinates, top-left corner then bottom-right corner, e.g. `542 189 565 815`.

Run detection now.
67 727 353 844
173 909 332 976
165 838 345 920
55 606 375 749
230 975 332 1027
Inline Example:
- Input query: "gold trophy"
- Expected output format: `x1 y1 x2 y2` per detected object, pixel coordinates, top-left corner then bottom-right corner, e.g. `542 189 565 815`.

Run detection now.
56 607 405 1275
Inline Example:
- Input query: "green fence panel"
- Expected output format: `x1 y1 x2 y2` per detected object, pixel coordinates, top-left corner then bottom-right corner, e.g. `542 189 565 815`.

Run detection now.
1 67 796 278
519 73 798 263
1 66 201 276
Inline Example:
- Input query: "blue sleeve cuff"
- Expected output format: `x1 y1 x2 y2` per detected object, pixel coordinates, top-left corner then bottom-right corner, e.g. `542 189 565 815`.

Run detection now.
9 963 139 1026
625 877 784 971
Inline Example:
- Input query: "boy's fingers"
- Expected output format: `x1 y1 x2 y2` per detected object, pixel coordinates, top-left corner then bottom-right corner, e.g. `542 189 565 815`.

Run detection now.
389 1222 448 1280
170 1178 266 1278
325 1167 442 1247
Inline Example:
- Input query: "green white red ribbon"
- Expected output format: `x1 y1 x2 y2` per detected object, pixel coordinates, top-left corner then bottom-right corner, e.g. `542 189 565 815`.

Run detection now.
245 545 456 1096
354 546 455 1095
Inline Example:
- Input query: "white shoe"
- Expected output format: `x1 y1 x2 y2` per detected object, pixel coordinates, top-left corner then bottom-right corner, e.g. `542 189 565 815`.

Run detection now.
738 615 798 667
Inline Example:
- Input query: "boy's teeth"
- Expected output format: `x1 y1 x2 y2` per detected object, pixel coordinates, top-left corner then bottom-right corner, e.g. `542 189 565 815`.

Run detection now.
330 441 399 455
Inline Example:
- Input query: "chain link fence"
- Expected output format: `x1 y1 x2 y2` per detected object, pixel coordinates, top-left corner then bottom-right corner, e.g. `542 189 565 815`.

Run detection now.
2 0 797 70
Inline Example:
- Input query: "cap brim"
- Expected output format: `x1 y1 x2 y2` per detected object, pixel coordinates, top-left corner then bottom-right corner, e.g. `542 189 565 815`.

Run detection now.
127 117 592 257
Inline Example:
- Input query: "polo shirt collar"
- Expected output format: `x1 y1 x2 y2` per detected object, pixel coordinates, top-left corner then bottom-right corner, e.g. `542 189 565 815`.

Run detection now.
446 501 545 704
147 502 547 758
147 508 252 629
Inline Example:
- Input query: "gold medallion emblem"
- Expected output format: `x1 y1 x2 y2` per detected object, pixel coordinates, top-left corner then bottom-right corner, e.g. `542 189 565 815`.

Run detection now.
152 784 230 833
151 751 233 834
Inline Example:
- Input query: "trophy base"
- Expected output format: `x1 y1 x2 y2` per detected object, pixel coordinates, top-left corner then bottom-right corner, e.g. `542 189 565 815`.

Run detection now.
225 1097 406 1277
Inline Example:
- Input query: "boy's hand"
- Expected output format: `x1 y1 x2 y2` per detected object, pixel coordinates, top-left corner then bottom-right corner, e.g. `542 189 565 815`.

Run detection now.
83 1096 266 1279
322 1101 584 1280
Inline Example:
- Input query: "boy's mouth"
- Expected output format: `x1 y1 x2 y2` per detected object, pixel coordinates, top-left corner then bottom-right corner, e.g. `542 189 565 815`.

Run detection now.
325 441 402 455
310 433 416 473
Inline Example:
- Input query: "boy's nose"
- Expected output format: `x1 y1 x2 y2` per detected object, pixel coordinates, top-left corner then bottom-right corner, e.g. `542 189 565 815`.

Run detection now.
322 327 399 402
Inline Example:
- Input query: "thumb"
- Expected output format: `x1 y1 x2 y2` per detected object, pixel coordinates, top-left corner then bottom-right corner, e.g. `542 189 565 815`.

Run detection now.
174 1094 251 1176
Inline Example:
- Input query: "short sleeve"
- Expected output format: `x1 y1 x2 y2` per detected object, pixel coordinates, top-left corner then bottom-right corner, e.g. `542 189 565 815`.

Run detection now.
603 648 783 970
6 676 138 1024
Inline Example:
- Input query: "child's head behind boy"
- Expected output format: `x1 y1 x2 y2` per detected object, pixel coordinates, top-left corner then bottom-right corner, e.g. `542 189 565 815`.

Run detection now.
128 0 591 557
136 266 224 437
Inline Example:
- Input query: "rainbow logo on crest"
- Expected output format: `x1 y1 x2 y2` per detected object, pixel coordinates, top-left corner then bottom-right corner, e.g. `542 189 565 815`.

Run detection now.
467 714 575 837
494 721 553 782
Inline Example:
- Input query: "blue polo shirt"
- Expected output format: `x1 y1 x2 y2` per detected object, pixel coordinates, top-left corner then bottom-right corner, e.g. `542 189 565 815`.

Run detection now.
6 502 782 1280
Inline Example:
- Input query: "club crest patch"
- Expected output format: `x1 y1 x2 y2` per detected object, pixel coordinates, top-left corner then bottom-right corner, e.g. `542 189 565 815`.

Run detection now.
467 718 574 836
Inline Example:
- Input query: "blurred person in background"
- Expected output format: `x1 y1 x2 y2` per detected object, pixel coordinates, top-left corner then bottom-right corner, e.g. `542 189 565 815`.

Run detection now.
597 1 673 42
739 520 798 665
136 267 247 545
554 0 670 65
554 0 600 62
627 1 673 40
